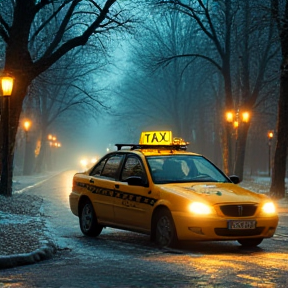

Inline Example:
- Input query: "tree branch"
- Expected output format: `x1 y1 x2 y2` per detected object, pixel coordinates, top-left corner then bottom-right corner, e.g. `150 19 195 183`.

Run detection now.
32 0 117 77
156 54 222 73
43 0 81 58
0 14 10 43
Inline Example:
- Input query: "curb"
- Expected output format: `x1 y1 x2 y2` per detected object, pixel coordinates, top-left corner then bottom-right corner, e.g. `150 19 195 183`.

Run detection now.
0 243 56 270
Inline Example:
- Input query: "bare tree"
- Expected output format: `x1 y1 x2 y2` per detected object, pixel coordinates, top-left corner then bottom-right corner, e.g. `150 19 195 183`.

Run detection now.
0 0 132 196
31 47 108 173
270 0 288 199
112 9 222 158
156 0 280 180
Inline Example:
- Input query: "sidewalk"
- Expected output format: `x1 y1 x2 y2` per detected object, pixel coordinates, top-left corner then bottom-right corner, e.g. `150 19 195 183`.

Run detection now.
0 172 58 269
0 173 287 270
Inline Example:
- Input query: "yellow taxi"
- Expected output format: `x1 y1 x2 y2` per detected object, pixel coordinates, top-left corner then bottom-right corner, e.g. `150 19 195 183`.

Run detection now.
69 131 278 248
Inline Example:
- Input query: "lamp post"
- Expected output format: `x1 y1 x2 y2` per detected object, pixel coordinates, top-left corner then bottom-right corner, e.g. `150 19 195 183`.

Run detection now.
225 109 250 173
268 131 274 177
23 120 32 175
0 76 14 196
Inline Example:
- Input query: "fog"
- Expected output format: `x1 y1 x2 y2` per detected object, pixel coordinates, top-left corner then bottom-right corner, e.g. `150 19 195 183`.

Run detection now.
11 0 284 179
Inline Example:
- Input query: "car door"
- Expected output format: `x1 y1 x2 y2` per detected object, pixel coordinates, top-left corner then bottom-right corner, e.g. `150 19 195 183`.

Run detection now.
88 153 124 224
113 154 154 231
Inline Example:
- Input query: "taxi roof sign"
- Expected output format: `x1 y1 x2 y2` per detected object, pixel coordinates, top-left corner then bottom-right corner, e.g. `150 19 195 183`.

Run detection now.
139 131 172 145
115 131 189 151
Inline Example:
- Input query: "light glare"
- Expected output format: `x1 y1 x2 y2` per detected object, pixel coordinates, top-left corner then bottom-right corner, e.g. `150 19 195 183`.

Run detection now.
262 202 276 214
226 111 234 122
1 76 14 96
242 111 250 122
189 202 212 215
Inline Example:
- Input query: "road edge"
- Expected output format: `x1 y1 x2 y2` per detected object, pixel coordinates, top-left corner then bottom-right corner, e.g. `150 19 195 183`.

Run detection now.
0 243 56 270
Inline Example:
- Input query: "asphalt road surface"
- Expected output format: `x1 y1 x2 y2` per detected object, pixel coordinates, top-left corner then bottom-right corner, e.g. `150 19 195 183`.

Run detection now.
1 170 288 288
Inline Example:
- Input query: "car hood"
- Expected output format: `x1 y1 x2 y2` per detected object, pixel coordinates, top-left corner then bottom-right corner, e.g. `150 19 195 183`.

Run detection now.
159 182 268 204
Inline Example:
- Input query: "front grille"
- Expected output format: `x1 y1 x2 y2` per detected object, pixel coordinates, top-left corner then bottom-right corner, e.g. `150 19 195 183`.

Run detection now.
214 227 264 237
220 204 257 217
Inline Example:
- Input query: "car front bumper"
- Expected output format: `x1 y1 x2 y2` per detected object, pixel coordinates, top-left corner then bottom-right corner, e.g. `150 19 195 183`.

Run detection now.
172 211 279 241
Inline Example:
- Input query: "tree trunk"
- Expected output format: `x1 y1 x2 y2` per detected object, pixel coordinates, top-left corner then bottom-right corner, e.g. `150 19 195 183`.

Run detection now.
234 122 250 181
34 129 48 173
22 131 35 175
0 75 31 196
270 67 288 199
222 124 233 175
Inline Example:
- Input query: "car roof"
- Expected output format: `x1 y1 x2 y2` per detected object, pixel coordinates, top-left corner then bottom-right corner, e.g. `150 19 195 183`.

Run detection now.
113 144 201 157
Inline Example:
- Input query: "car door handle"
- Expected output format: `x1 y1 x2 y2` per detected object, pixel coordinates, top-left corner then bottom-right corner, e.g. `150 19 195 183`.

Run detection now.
89 178 94 184
115 184 119 189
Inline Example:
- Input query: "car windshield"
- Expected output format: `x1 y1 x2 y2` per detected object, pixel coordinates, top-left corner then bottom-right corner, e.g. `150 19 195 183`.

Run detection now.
146 155 230 184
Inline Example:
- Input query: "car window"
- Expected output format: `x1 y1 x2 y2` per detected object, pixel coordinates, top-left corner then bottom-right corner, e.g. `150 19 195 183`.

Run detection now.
121 156 145 181
147 155 229 184
90 158 107 176
193 157 223 180
100 154 124 179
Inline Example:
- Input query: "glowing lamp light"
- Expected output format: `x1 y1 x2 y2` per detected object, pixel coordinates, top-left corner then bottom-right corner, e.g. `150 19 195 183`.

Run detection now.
233 121 239 128
226 111 234 122
242 111 250 123
268 131 274 139
1 76 14 96
23 120 31 132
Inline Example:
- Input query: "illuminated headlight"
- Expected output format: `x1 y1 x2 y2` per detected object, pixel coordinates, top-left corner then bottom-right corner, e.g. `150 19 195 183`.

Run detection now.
80 159 88 167
262 202 276 214
188 202 212 215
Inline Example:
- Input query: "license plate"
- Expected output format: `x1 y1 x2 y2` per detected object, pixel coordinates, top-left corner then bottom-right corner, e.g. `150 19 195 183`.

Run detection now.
228 220 256 230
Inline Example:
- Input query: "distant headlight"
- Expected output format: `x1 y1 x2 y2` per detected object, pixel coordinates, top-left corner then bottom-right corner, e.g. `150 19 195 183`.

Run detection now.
188 202 212 215
262 202 276 214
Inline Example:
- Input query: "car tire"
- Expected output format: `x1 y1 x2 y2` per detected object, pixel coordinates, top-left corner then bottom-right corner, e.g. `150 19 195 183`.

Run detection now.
80 200 103 237
237 238 263 247
154 208 178 248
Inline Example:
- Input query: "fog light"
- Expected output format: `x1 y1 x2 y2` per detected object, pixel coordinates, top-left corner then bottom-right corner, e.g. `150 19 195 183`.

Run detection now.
188 227 204 235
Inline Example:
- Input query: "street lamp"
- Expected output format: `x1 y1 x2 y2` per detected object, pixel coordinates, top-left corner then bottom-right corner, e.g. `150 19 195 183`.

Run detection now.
268 131 274 177
24 120 31 132
23 120 32 175
225 110 250 132
225 111 234 123
1 77 14 96
225 109 251 173
0 75 14 196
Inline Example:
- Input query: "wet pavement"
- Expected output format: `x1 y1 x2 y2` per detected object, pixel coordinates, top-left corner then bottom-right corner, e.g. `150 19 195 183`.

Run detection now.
0 171 288 269
0 171 288 287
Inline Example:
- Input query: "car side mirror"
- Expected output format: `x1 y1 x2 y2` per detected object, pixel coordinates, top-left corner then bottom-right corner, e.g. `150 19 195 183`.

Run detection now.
229 175 241 184
127 176 147 187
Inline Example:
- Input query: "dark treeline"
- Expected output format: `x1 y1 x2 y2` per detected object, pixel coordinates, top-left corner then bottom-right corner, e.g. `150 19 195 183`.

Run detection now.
0 0 287 198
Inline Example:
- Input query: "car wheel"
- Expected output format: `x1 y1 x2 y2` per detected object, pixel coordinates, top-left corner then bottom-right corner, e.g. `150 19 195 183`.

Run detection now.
237 238 263 247
154 208 178 248
80 200 103 237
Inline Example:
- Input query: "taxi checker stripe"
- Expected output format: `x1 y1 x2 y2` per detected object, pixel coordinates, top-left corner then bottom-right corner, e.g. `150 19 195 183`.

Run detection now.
77 182 157 206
